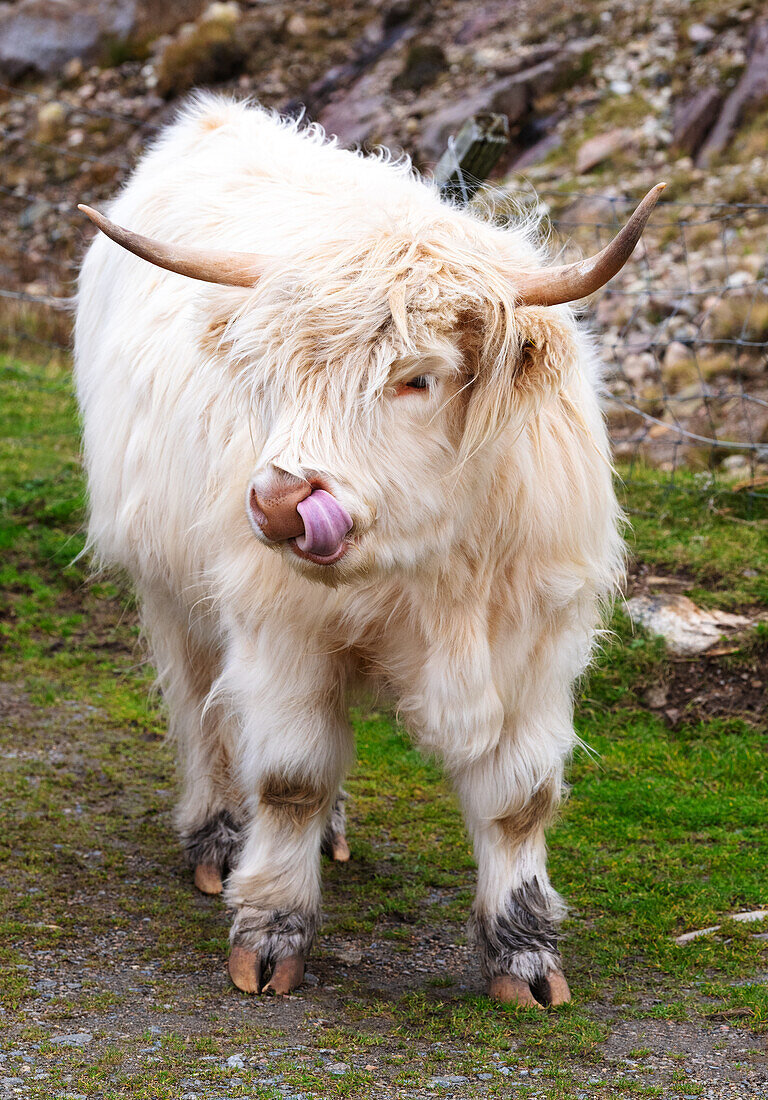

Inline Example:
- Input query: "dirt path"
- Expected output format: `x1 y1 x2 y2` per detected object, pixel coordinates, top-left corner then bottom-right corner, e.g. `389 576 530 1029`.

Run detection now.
2 682 767 1099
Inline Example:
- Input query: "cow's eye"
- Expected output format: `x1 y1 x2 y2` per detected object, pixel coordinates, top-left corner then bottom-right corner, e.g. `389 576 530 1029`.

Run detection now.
405 375 430 390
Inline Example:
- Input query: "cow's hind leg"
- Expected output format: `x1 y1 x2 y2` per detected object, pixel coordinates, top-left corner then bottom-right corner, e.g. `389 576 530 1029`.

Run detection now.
456 743 571 1008
321 788 350 863
140 586 242 895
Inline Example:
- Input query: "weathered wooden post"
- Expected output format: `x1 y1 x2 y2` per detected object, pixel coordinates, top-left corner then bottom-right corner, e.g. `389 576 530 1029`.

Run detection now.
434 113 510 204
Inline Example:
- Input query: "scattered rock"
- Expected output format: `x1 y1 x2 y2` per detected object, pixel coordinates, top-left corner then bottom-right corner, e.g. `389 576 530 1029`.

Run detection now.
327 1062 350 1075
337 947 363 966
698 19 768 166
643 685 669 709
156 2 246 98
626 594 752 656
672 87 723 157
0 0 207 80
18 200 53 230
575 128 635 173
51 1032 93 1046
663 340 694 370
687 23 715 45
392 42 447 92
675 909 768 945
318 88 387 148
35 100 67 142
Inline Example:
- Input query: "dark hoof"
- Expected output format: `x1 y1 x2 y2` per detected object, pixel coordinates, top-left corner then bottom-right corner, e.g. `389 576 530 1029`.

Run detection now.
262 954 305 995
490 969 571 1009
228 946 261 993
194 862 223 895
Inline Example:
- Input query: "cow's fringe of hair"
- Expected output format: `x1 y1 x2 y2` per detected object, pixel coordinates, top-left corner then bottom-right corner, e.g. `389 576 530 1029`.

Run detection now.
231 906 319 967
181 809 242 870
470 877 566 983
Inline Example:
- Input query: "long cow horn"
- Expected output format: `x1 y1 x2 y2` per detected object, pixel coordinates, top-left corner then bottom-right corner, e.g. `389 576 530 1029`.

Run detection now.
77 204 263 287
514 183 665 307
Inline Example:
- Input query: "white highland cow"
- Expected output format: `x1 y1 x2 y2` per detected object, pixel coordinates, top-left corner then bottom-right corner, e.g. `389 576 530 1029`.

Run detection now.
75 95 662 1005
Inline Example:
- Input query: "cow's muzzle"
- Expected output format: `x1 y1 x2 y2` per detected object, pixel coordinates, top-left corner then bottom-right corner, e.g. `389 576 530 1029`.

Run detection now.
248 471 353 565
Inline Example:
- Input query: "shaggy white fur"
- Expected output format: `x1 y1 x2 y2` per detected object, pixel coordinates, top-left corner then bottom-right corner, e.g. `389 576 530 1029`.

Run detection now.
74 94 624 997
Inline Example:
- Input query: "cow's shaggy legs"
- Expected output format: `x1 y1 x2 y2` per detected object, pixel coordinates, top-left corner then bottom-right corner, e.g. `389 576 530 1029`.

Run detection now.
221 628 353 994
140 587 242 894
456 746 570 1007
226 765 349 993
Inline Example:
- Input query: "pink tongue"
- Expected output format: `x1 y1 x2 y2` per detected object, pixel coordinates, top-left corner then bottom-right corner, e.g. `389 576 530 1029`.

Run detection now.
296 490 352 558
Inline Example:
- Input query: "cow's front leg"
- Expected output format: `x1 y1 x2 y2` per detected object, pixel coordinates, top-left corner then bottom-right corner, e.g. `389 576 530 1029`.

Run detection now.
456 749 571 1008
226 774 334 995
220 628 352 995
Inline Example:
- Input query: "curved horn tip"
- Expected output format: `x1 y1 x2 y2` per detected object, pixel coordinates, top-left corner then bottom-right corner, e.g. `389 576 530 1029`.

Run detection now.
645 181 666 205
78 203 102 227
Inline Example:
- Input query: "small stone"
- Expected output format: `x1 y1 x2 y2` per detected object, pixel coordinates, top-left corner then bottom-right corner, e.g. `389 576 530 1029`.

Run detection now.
201 1 240 25
327 1062 350 1075
286 13 308 36
643 685 668 709
663 341 694 370
18 199 52 230
621 352 656 384
51 1033 93 1047
688 23 715 44
337 947 363 966
576 128 635 173
63 57 83 81
672 88 722 156
36 101 66 141
392 42 447 92
627 594 751 656
226 1054 245 1069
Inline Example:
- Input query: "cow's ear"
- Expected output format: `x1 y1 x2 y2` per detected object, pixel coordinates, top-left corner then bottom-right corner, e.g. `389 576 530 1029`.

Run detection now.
460 305 577 458
508 308 577 415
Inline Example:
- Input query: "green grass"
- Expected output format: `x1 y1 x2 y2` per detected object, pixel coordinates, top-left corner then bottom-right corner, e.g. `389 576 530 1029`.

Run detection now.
1 350 767 1097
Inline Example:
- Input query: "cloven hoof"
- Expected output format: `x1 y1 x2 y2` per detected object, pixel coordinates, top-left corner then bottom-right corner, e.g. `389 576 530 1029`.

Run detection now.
262 954 305 995
193 862 223 895
228 947 305 995
228 945 261 993
330 833 351 862
489 969 571 1009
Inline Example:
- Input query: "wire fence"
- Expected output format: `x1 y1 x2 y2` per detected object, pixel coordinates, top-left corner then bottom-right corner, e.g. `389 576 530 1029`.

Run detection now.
2 83 767 495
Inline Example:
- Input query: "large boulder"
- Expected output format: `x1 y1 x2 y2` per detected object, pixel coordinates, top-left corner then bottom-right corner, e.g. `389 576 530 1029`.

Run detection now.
0 0 207 80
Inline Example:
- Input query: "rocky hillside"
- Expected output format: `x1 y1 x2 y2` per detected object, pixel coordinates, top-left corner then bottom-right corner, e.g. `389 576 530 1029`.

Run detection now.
1 0 767 467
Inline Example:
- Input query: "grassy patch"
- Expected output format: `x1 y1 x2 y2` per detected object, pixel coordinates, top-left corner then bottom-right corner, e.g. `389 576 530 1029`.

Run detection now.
1 349 766 1097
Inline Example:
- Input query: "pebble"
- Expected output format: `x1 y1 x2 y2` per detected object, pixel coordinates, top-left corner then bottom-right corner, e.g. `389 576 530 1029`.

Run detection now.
327 1062 350 1075
50 1033 93 1047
